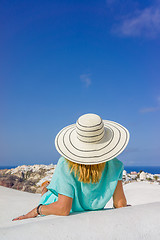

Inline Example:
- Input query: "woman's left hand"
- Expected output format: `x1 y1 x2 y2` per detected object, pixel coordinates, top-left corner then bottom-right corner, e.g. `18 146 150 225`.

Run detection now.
12 207 38 221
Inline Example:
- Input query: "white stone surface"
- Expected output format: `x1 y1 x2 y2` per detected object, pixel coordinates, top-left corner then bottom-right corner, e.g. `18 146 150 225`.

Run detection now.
0 182 160 240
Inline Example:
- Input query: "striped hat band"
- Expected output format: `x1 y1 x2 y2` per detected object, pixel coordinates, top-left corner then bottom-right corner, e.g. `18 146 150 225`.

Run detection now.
76 117 105 143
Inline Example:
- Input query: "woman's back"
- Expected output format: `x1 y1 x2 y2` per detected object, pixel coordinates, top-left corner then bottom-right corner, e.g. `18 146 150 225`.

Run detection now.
45 156 123 212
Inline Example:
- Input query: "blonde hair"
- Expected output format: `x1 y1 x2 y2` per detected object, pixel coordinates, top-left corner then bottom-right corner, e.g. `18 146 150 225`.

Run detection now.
65 158 106 184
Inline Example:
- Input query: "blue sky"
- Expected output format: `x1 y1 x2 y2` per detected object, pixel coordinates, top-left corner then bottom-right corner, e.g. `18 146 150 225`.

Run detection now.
0 0 160 166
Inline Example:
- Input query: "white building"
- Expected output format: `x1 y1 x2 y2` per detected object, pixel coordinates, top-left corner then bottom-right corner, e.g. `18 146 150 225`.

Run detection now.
140 171 147 181
123 170 127 176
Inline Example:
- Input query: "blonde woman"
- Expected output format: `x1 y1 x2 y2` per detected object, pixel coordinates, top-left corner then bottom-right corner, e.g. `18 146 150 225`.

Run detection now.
12 113 130 220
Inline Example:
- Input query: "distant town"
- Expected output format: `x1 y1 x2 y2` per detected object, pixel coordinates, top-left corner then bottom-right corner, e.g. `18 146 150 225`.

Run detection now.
0 164 160 194
123 170 160 185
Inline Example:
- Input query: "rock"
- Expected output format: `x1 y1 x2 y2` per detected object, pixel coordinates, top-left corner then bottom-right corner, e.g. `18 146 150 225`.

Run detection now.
0 163 56 193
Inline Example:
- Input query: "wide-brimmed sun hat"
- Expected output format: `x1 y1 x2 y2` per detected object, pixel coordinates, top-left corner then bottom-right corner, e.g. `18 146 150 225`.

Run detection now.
55 113 130 165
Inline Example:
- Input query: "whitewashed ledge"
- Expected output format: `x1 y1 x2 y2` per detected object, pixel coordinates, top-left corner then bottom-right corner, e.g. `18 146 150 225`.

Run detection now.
0 183 160 240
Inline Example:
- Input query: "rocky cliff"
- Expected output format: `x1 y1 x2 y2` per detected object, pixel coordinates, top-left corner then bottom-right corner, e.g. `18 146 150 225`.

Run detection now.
0 164 56 193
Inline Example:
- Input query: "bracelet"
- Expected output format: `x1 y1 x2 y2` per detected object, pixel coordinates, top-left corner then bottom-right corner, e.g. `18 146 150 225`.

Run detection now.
37 204 43 215
39 205 43 215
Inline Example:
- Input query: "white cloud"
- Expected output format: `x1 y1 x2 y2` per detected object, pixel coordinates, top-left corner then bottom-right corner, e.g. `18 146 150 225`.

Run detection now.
80 74 91 87
112 4 160 38
139 107 160 113
139 95 160 113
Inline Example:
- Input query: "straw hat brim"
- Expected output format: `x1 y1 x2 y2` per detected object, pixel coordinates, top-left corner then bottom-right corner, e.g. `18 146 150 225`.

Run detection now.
55 120 130 165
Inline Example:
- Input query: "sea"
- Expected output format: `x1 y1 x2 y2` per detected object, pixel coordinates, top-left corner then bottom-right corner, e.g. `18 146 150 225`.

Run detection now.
0 165 160 174
124 166 160 174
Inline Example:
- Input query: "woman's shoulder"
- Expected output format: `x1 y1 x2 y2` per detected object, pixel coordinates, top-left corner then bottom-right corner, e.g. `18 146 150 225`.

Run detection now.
57 156 66 165
57 156 70 168
107 158 123 171
55 156 71 175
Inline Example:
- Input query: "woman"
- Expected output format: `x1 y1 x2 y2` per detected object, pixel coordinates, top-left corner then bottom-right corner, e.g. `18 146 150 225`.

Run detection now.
12 113 130 221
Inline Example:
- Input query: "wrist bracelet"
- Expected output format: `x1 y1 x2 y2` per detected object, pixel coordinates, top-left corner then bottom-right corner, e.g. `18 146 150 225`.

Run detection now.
37 204 43 215
39 205 43 215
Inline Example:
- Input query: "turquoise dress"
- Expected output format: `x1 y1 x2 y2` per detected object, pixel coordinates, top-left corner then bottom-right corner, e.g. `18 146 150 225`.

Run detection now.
39 156 123 214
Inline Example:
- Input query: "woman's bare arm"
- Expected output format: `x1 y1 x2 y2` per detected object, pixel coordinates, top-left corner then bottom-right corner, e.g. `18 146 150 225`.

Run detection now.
40 194 73 216
12 194 73 221
113 180 127 208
